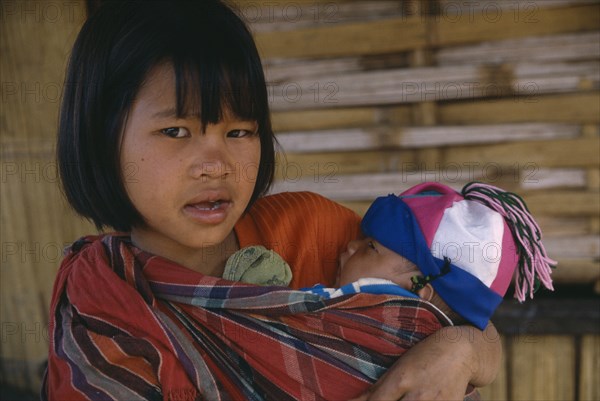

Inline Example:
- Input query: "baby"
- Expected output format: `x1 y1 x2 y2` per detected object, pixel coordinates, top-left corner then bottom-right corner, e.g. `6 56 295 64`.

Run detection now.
225 182 555 329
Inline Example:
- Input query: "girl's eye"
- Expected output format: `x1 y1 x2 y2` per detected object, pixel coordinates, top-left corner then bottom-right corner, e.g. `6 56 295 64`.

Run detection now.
368 241 377 251
227 129 256 138
160 127 190 138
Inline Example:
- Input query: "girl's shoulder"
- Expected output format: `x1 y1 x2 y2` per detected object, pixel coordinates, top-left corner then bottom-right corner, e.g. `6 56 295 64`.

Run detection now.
251 191 358 220
243 191 361 234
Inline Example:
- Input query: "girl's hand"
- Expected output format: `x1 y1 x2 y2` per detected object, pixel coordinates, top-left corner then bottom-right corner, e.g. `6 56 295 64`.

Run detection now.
349 323 501 401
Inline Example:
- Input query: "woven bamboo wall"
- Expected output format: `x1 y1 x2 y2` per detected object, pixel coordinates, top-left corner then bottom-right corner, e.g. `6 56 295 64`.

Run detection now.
1 0 598 398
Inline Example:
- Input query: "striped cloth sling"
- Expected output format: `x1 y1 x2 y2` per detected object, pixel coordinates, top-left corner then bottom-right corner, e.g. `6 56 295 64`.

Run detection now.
43 234 466 401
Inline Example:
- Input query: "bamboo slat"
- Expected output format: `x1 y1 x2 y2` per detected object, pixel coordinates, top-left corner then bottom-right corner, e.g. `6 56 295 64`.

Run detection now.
276 123 582 152
579 335 600 401
437 0 594 13
543 235 600 260
480 190 600 216
264 51 413 79
509 335 575 401
520 168 587 190
435 3 599 47
271 169 590 201
531 217 594 237
437 92 600 125
278 127 390 153
550 260 600 284
588 165 600 189
272 105 412 132
270 92 600 132
255 15 427 59
247 1 405 33
437 31 600 65
591 217 600 235
276 141 598 181
273 171 464 200
265 57 364 82
444 137 600 168
255 3 599 59
274 150 416 178
264 31 600 85
268 61 599 110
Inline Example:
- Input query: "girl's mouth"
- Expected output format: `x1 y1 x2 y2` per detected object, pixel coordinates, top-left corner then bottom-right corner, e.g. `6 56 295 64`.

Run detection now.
184 199 232 224
191 200 223 211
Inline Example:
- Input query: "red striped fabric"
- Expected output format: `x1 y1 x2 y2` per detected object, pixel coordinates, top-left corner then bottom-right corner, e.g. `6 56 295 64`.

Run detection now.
43 233 448 400
43 193 483 400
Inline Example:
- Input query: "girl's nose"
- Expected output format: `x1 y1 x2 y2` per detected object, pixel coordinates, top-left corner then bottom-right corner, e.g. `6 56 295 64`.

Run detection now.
188 133 231 180
189 159 229 179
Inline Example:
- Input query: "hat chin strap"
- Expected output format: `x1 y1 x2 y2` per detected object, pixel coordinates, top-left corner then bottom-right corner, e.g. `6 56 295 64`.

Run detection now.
410 257 452 293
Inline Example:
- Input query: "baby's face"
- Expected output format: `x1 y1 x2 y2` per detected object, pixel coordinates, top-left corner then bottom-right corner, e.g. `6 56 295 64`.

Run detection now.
338 238 420 289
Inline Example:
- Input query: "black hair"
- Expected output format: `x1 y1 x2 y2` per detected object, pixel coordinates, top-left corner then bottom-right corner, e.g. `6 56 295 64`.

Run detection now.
57 0 275 231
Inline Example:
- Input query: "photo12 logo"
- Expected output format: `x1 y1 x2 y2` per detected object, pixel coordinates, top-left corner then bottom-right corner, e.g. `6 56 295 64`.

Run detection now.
431 1 540 24
2 241 71 264
0 1 85 24
2 82 62 104
238 1 339 24
1 321 49 344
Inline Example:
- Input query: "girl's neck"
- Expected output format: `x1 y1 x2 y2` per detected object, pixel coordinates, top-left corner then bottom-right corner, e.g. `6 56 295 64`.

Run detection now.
130 230 239 277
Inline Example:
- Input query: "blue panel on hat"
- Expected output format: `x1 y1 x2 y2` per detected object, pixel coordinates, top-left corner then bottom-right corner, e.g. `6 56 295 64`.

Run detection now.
362 195 440 273
430 261 503 330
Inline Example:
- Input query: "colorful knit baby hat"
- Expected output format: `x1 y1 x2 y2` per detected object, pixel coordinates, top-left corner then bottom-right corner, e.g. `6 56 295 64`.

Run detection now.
361 182 555 330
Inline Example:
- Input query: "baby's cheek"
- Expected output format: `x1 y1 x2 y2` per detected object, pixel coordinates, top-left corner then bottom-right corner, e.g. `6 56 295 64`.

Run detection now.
338 259 361 286
334 265 342 287
336 253 348 283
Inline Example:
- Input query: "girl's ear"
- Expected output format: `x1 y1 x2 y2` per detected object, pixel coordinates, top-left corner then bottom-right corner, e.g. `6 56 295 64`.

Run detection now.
416 283 434 301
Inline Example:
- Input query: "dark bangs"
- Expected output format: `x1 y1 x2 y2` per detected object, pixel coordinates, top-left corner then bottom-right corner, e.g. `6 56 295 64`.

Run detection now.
58 0 275 231
171 9 267 122
172 27 267 130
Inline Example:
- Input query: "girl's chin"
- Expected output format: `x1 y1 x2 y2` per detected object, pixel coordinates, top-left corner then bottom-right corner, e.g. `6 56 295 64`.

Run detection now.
131 222 237 253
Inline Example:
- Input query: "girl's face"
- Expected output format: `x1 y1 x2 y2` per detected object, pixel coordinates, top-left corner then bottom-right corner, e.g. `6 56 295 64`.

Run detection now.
338 238 420 288
120 63 261 268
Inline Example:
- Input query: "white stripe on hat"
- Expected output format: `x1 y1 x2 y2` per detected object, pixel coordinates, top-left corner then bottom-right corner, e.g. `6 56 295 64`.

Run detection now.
430 200 504 287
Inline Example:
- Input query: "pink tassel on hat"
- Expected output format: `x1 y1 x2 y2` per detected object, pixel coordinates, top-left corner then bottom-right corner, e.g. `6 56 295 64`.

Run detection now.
462 182 556 302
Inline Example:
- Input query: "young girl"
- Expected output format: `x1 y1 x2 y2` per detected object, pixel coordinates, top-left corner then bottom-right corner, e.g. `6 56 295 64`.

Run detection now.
44 1 501 400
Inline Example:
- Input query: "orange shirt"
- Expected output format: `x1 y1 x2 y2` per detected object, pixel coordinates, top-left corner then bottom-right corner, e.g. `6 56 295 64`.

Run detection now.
235 191 361 289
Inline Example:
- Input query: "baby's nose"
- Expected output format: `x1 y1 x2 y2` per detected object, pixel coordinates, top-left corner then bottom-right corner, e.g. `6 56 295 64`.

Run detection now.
346 239 364 255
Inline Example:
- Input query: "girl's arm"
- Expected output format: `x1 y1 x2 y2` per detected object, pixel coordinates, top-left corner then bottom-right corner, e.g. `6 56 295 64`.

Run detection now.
351 322 501 401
